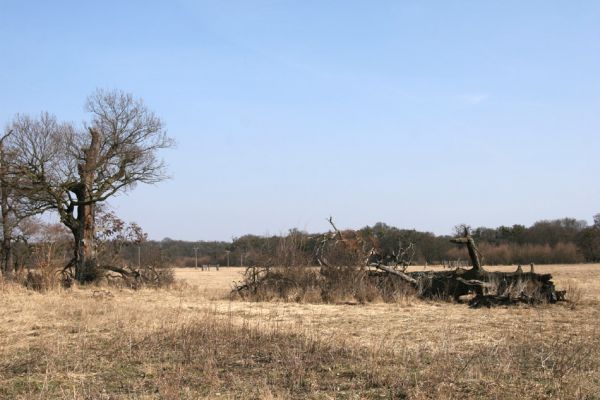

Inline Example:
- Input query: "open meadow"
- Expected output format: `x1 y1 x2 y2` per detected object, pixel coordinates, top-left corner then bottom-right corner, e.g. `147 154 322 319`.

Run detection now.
1 264 599 399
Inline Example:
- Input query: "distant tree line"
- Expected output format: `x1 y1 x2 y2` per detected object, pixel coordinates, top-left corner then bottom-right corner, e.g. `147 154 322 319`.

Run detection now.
128 215 600 267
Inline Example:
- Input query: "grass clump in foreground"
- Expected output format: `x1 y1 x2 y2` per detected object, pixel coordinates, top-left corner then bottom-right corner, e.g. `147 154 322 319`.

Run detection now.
0 315 406 399
1 305 599 399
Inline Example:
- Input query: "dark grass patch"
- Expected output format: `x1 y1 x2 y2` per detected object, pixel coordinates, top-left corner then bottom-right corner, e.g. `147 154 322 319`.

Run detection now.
0 320 407 399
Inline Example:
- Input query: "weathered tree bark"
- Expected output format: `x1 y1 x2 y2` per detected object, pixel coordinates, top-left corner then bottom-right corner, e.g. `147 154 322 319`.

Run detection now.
0 136 13 278
1 195 12 278
450 228 482 270
371 263 418 284
71 129 100 282
70 204 97 282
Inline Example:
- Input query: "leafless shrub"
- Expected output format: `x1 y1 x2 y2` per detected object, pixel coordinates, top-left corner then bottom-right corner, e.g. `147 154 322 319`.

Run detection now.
234 219 422 304
92 209 175 289
320 265 371 303
234 264 419 304
233 266 321 302
7 220 71 291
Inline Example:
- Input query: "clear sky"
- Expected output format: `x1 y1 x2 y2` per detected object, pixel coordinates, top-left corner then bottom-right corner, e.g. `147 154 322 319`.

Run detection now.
1 1 599 241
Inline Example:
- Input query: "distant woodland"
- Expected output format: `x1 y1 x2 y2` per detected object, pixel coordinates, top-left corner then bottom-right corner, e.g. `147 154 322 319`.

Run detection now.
130 216 600 268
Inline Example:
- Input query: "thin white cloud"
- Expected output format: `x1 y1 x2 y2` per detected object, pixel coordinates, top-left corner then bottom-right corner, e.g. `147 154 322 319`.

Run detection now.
459 93 489 105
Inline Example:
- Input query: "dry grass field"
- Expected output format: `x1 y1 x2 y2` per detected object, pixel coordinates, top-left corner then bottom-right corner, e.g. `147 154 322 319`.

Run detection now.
1 264 599 399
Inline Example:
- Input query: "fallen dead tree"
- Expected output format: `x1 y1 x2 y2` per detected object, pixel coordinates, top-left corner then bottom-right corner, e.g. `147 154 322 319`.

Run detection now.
233 219 565 307
367 226 564 307
58 260 174 289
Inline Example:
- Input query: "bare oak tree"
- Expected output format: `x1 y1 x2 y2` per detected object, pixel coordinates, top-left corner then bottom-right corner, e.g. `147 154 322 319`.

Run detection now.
10 90 173 282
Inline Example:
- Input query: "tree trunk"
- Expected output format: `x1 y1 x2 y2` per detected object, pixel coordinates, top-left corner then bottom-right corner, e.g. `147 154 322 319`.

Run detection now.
1 225 12 279
72 129 100 283
450 228 482 271
0 138 13 279
73 202 96 282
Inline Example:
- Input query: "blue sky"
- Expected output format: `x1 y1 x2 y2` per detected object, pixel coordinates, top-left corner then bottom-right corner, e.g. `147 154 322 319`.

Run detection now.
1 1 599 240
